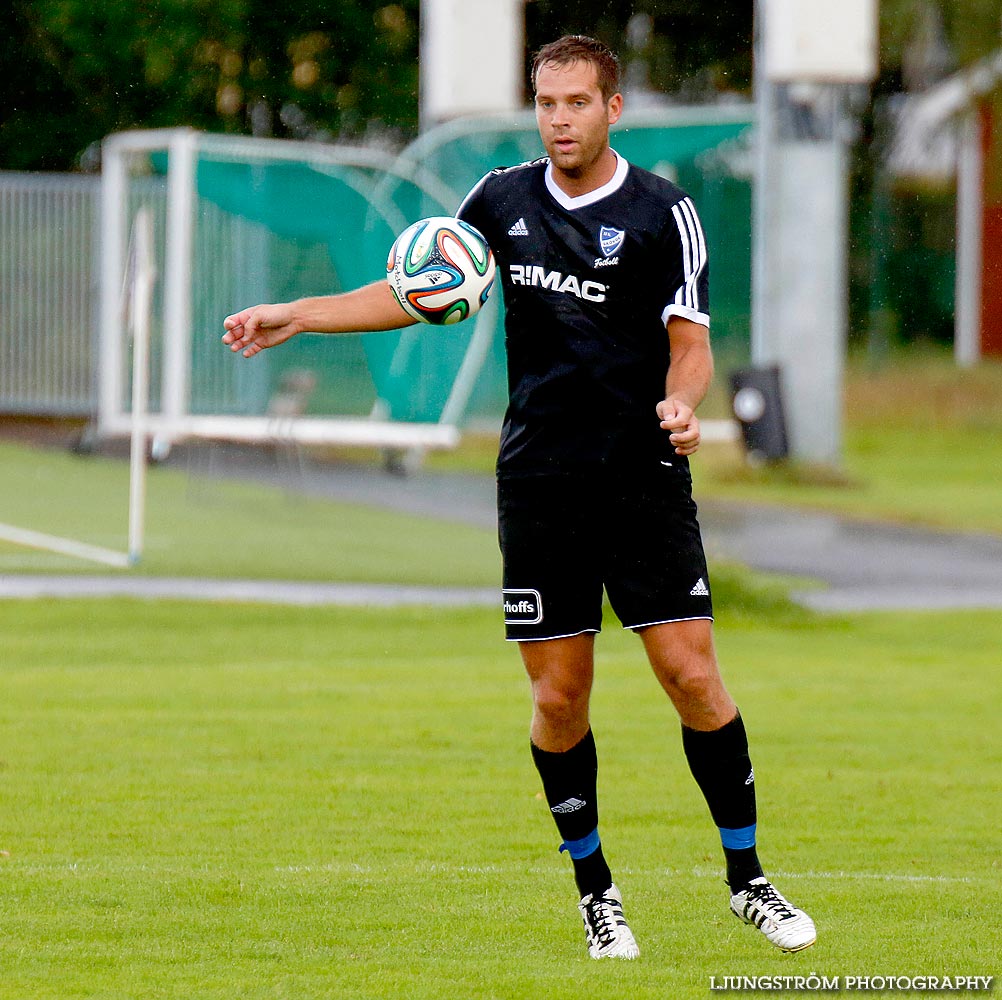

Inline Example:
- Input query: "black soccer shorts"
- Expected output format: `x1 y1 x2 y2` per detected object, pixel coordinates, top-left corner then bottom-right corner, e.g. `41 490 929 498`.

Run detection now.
497 461 713 641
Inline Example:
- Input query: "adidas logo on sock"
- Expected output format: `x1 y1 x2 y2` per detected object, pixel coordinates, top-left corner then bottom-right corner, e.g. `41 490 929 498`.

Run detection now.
551 797 586 814
508 217 529 236
690 577 709 596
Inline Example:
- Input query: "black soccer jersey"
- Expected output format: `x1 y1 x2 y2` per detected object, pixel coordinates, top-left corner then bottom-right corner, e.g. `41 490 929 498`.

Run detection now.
457 151 710 476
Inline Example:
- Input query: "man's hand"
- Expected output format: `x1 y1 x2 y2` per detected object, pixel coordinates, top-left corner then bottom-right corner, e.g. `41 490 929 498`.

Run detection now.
222 303 300 358
656 397 701 456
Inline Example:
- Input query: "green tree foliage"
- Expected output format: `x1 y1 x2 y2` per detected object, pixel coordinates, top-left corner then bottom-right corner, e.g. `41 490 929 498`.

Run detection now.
3 0 754 172
2 0 419 171
3 1 1000 173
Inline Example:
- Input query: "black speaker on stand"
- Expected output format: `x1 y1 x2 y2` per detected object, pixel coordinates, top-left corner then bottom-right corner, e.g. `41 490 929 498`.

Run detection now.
729 365 789 463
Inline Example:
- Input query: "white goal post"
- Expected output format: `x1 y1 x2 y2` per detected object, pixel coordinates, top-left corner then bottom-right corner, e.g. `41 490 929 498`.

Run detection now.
97 129 497 455
126 205 155 565
0 207 157 569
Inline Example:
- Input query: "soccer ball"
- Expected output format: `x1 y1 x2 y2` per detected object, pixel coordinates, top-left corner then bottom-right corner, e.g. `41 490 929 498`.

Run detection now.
386 217 496 325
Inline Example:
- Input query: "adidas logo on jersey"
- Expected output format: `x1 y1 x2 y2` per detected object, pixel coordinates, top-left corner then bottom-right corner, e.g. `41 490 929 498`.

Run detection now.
508 217 529 236
690 577 709 596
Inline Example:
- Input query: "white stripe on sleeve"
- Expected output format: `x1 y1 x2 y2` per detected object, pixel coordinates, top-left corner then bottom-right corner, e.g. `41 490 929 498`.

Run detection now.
670 198 707 313
678 198 707 312
671 202 694 308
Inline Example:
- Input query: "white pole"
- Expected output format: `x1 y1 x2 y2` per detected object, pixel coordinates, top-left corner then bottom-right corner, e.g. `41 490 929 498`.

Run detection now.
128 208 155 565
751 0 773 365
99 135 129 436
421 0 524 128
955 109 983 368
161 129 198 442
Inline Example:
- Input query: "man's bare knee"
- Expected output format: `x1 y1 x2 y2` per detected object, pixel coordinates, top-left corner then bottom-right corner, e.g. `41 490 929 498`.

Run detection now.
638 621 736 729
532 679 588 725
520 635 595 751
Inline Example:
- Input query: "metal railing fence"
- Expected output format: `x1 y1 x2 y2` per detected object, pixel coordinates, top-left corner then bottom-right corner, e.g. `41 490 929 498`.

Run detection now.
0 172 99 415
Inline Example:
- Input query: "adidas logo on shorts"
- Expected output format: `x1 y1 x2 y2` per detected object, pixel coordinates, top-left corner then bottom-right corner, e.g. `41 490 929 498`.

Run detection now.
690 577 709 597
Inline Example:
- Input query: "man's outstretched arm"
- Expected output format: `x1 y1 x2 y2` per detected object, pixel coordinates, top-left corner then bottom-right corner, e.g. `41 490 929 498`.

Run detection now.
222 280 415 358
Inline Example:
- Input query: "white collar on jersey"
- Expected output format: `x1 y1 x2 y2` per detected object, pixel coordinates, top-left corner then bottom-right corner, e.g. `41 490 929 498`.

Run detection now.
544 148 629 211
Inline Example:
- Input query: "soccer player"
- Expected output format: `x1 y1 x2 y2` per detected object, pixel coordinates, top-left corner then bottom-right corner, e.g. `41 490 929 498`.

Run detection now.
222 34 816 961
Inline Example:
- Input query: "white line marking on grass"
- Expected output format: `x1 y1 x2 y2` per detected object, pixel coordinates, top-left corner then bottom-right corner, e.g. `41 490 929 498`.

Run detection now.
0 522 130 568
267 863 976 886
11 859 978 888
688 866 974 885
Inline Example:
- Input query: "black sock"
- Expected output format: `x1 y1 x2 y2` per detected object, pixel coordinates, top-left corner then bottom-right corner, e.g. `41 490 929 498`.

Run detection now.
682 711 764 891
721 846 764 892
530 729 613 898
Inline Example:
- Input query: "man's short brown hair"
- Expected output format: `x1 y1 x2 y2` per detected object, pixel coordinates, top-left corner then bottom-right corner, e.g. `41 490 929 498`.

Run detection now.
531 35 621 103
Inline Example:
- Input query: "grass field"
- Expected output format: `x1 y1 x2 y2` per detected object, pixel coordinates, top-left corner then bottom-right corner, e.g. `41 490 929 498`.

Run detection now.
0 440 500 583
431 349 1002 536
0 349 998 996
1 599 998 999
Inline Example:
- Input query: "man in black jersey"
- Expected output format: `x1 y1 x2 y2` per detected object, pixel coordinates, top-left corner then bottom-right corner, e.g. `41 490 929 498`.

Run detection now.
223 34 815 961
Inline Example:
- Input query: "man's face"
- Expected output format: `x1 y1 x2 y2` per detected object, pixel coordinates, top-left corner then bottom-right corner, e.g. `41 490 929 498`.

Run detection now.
534 59 622 181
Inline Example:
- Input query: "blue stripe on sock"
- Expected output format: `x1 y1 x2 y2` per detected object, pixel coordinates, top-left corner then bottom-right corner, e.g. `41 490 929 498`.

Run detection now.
719 823 757 850
559 828 601 859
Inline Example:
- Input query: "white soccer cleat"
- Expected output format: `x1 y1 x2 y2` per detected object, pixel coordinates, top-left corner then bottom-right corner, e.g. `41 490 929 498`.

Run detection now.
729 877 817 952
578 883 640 960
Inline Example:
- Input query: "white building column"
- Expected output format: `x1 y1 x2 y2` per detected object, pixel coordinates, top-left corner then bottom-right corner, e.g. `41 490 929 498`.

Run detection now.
420 0 525 127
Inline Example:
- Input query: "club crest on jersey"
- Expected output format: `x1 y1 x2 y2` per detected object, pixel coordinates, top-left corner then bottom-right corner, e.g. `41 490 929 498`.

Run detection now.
599 226 625 257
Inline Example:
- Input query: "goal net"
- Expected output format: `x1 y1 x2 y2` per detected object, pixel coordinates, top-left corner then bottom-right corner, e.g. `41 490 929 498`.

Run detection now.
98 129 503 456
